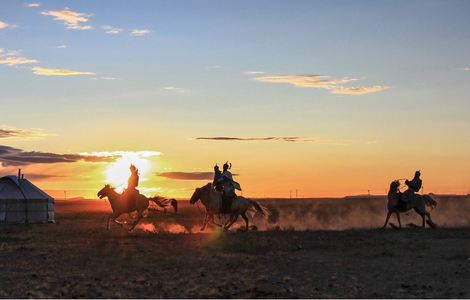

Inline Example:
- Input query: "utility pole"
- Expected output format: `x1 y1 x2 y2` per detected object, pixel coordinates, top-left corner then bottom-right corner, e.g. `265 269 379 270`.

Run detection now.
296 189 298 199
368 189 370 201
64 190 67 200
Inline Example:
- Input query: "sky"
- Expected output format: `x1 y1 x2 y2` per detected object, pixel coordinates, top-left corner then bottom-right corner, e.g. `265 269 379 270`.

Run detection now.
1 0 470 198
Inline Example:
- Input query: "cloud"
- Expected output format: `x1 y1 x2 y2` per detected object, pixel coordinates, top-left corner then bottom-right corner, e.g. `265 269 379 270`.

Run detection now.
40 8 92 30
130 29 150 36
0 145 116 167
254 74 358 89
56 45 67 49
26 3 41 8
195 136 350 145
157 172 214 180
0 56 39 66
78 151 160 158
90 76 117 80
331 85 388 95
32 66 95 76
463 67 470 71
0 20 15 29
252 74 388 95
102 25 123 34
162 86 185 92
157 171 239 180
0 127 49 139
244 71 265 75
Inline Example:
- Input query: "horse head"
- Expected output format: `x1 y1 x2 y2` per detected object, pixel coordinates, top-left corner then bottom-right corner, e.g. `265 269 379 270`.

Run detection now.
97 184 114 199
189 183 212 205
189 187 201 204
389 180 400 194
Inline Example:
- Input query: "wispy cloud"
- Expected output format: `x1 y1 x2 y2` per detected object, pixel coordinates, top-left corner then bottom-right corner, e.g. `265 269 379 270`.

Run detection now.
244 71 265 75
162 86 185 92
26 3 41 8
254 74 358 89
463 67 470 71
0 145 115 167
0 20 16 29
40 8 92 30
0 147 160 167
195 136 351 145
56 44 67 49
0 126 49 139
251 74 388 95
130 29 150 36
331 86 388 95
32 66 95 76
157 172 214 180
102 25 123 34
90 76 117 80
0 56 38 66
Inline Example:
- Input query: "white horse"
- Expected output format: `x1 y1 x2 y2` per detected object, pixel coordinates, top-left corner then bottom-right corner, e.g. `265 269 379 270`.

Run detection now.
383 180 437 229
189 183 269 231
97 184 176 231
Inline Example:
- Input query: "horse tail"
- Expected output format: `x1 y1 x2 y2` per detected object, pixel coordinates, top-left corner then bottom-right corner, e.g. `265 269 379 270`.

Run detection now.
150 196 169 208
422 194 437 210
248 199 270 217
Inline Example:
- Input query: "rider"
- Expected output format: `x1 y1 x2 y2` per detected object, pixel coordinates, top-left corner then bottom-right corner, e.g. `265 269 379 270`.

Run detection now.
401 170 422 204
124 164 140 206
217 161 237 213
212 164 223 192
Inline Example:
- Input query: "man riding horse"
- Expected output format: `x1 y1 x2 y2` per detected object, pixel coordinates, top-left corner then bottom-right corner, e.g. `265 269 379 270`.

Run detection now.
123 164 140 207
398 170 422 209
213 161 241 213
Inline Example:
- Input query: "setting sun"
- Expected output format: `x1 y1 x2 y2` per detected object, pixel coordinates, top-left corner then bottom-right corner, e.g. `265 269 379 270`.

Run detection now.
105 153 153 191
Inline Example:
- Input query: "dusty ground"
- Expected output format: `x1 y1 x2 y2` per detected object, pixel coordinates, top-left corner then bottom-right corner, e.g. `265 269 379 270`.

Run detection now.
0 197 469 298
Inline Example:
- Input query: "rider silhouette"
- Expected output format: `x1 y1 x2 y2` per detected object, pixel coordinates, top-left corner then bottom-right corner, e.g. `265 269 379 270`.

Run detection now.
402 170 422 204
212 164 223 192
217 162 236 213
125 164 140 207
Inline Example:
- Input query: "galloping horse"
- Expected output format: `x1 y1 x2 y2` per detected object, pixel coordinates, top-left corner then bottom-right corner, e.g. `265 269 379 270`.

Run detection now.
383 180 437 229
189 183 269 231
97 184 176 231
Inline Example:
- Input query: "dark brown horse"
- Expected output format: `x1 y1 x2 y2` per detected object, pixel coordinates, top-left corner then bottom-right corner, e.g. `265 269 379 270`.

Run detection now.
97 184 176 231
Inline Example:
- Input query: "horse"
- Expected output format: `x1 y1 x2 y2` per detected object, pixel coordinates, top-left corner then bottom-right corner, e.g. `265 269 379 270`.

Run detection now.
383 180 437 229
189 183 269 231
97 184 175 231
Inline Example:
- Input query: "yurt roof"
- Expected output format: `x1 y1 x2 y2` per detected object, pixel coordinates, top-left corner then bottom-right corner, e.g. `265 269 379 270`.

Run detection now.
0 176 53 200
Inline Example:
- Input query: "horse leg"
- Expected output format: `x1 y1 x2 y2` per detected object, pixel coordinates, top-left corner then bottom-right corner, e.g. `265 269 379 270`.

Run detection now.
210 214 222 227
200 214 209 231
241 212 249 231
382 211 392 228
106 214 112 230
395 212 402 228
224 214 239 231
129 212 143 231
426 212 437 228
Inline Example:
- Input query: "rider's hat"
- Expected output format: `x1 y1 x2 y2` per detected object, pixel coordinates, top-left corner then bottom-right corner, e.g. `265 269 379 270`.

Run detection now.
223 161 231 170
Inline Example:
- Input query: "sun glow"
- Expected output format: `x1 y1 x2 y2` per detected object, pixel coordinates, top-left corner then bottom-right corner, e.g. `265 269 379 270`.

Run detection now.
105 153 152 191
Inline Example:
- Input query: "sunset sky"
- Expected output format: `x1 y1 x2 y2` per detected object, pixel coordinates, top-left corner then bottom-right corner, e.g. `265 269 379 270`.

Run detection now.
1 0 470 198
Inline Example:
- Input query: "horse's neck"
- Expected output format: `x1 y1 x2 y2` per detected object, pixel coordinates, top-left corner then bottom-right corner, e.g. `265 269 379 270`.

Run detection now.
107 190 121 205
201 188 221 211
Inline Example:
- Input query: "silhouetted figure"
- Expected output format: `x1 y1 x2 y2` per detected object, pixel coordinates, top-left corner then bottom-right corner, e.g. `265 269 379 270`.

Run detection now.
212 164 223 192
124 164 140 207
218 162 237 213
401 170 422 205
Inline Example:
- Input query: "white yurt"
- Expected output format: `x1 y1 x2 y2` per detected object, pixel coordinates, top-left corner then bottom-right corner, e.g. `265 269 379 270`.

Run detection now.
0 170 54 223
